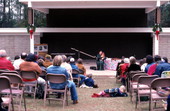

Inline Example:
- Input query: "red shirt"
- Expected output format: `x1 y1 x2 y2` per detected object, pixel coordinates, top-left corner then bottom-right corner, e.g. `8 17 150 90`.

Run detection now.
0 57 14 71
120 63 129 78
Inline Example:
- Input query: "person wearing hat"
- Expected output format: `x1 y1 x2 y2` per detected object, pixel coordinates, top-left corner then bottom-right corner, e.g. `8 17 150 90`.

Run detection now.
70 57 86 86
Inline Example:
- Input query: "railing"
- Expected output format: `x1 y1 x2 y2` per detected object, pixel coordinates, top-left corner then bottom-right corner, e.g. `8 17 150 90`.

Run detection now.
71 48 96 59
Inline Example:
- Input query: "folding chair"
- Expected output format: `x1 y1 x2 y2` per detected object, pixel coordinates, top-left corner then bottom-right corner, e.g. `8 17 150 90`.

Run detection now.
44 74 69 109
0 76 14 111
149 78 170 111
136 75 158 109
20 71 38 100
130 73 148 103
1 73 26 111
72 69 80 86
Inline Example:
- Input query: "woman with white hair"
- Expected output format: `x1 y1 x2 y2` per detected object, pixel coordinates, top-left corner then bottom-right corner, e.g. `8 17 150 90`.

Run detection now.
47 55 78 104
127 56 141 72
0 50 14 70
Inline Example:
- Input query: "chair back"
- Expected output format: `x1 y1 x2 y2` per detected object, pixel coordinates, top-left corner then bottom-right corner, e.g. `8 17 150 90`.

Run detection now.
161 71 170 78
0 76 11 91
128 71 145 81
20 71 37 79
72 69 80 74
138 75 158 86
5 71 18 74
151 78 170 89
132 73 148 82
1 73 23 84
46 74 67 84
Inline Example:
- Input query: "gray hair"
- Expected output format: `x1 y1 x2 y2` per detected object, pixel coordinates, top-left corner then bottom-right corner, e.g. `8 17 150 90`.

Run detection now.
53 55 63 66
61 55 67 62
0 50 7 57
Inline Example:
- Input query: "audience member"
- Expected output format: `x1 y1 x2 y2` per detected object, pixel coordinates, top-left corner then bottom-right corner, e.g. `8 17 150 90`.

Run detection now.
47 55 78 104
0 50 14 71
13 52 27 70
19 53 45 90
70 58 86 86
84 74 98 88
119 58 129 85
76 58 86 75
91 85 127 98
43 54 52 67
37 59 46 70
61 55 73 81
139 58 147 72
128 56 141 72
154 56 170 77
148 55 161 75
145 55 154 73
14 55 20 60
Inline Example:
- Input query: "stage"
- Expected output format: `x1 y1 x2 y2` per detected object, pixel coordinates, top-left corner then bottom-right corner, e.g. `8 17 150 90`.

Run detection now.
83 59 116 76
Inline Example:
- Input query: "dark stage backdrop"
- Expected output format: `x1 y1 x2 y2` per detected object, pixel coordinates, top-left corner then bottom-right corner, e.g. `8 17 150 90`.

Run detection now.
47 9 147 27
41 33 152 59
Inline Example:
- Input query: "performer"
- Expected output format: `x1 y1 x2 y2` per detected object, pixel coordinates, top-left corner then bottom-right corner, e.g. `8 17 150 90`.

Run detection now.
96 51 105 70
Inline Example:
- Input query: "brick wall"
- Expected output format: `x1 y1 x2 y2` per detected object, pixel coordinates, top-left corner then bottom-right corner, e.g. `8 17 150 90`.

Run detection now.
153 34 170 61
0 34 40 59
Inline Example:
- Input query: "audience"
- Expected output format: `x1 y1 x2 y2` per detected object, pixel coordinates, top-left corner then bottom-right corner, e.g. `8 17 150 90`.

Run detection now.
76 58 86 75
61 55 73 81
70 57 86 86
0 50 14 71
145 55 154 73
13 52 27 70
47 55 78 104
43 54 52 67
139 58 147 72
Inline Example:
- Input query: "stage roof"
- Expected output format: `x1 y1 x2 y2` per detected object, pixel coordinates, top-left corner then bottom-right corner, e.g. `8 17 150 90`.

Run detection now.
19 0 169 14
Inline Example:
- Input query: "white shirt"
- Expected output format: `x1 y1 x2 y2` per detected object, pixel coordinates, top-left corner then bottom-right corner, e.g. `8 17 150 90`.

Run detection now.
61 62 73 80
141 63 147 72
13 59 25 70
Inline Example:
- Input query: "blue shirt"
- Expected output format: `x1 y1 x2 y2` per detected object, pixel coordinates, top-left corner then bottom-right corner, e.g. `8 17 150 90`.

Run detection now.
70 63 79 70
154 62 170 77
47 65 69 89
145 62 154 73
84 77 94 87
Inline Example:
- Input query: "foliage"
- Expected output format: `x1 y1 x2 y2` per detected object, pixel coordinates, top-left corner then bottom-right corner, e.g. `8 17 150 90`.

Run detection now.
0 0 46 28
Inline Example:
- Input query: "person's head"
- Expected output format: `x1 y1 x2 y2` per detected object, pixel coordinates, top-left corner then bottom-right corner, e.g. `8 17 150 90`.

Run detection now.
53 55 63 66
0 50 7 57
37 55 45 61
129 56 136 64
119 85 126 93
25 53 36 62
14 55 20 60
61 55 67 62
87 74 92 78
162 57 168 63
66 56 72 63
146 55 153 64
123 58 129 64
45 54 52 61
77 58 83 64
154 55 161 62
139 58 146 66
70 58 75 63
37 59 44 66
21 52 27 60
99 51 103 55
